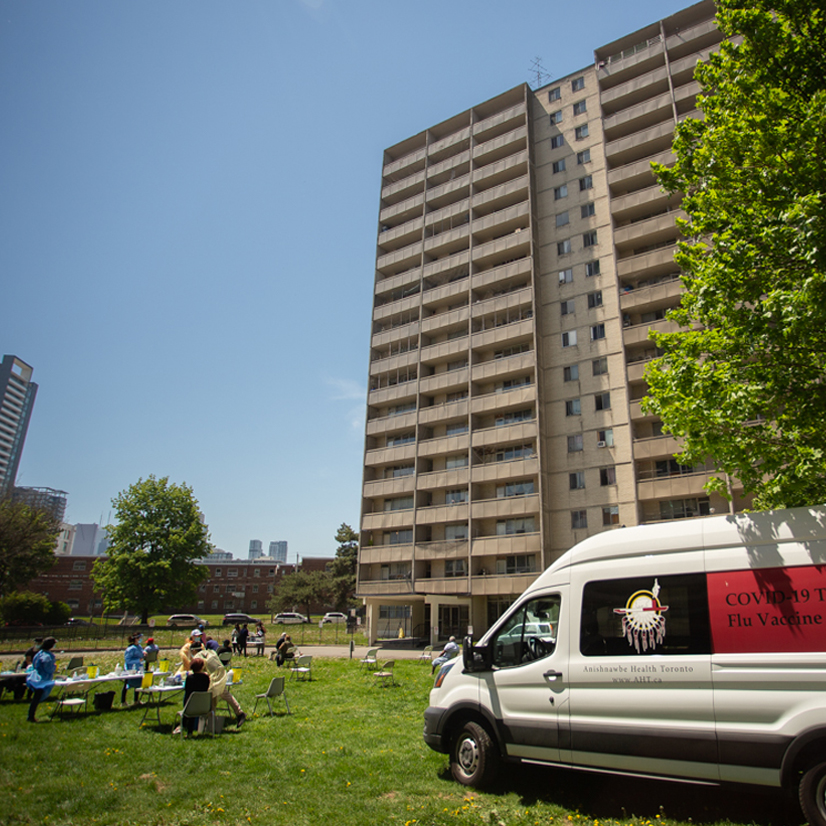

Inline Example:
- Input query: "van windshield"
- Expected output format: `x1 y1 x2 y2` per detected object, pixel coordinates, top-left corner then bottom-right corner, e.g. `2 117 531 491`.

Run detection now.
491 595 561 668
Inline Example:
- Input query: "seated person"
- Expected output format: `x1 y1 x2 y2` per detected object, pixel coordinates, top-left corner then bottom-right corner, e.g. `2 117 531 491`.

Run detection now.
431 636 460 674
204 636 219 652
176 657 210 734
216 639 233 659
176 630 203 675
192 648 246 729
275 634 295 667
143 637 160 665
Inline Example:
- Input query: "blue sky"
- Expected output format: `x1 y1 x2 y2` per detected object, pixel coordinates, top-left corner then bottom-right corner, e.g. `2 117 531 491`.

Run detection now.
1 0 693 562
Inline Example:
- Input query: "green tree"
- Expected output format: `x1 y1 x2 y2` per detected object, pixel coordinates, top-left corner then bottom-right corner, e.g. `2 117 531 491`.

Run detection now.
267 570 332 619
327 523 358 611
643 0 826 509
0 591 70 626
0 498 60 597
91 476 210 624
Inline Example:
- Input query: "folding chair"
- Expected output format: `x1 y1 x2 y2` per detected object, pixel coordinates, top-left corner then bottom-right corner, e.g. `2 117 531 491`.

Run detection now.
178 691 215 738
65 656 84 676
359 648 379 671
418 645 434 664
289 655 312 681
50 680 92 719
253 677 291 716
374 660 396 687
144 650 158 670
218 651 232 667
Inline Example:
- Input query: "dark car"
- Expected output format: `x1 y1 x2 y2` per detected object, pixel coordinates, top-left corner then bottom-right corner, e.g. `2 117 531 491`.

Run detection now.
222 613 259 626
65 618 92 626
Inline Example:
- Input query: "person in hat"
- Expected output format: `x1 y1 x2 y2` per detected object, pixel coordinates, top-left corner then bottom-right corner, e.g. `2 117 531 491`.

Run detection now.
176 630 203 675
143 636 159 660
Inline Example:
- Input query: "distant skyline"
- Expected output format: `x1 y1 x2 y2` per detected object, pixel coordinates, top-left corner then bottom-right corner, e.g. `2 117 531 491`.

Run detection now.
2 0 696 559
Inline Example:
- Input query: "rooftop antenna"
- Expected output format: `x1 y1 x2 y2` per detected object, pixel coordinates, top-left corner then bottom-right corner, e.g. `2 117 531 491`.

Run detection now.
529 57 552 89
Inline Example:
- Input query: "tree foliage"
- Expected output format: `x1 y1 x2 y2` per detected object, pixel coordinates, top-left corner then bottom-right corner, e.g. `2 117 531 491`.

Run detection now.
91 476 210 624
327 523 358 610
0 498 60 597
644 0 826 509
267 570 332 618
0 590 70 626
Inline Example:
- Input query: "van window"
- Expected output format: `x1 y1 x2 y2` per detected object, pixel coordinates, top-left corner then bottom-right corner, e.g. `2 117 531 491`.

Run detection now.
491 595 561 668
580 574 710 656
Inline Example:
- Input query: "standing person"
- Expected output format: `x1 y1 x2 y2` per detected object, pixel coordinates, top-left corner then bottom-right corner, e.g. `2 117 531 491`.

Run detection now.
238 623 249 657
231 624 240 654
173 657 211 735
431 636 460 675
121 634 144 705
26 637 57 723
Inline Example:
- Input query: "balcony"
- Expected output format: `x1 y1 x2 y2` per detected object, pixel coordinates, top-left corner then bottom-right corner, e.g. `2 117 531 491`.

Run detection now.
381 169 425 206
470 351 534 385
379 191 425 228
469 573 539 596
414 577 470 596
472 201 530 243
365 410 417 436
616 246 679 284
362 475 416 499
605 119 676 168
423 225 470 259
603 90 675 143
372 294 421 324
415 539 469 560
367 382 417 408
426 150 471 185
600 64 669 115
421 305 469 336
422 278 470 310
422 249 471 282
383 146 427 181
420 338 469 367
611 184 679 224
371 320 420 349
357 578 415 597
473 102 525 141
374 267 421 299
419 398 469 426
472 150 529 192
620 275 682 312
425 199 470 231
471 493 539 520
623 317 680 347
607 149 675 197
415 502 469 525
473 125 528 167
358 544 414 565
472 175 530 217
418 367 470 396
364 443 416 467
376 239 422 275
632 434 681 460
425 174 471 209
471 456 539 484
472 421 537 449
471 230 531 269
613 211 682 255
471 257 532 292
417 467 469 490
361 509 415 532
470 384 536 416
470 320 534 355
428 127 471 160
470 532 541 556
417 433 470 459
637 469 716 501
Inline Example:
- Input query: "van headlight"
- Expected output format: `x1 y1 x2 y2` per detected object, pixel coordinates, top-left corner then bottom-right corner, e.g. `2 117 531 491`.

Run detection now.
433 662 454 688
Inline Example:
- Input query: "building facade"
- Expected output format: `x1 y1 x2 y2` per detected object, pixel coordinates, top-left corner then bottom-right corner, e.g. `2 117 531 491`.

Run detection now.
269 540 288 564
358 1 742 644
0 355 38 498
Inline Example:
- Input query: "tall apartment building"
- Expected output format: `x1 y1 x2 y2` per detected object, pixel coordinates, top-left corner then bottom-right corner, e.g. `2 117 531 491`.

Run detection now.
249 539 264 560
0 355 38 498
269 540 288 564
357 1 744 645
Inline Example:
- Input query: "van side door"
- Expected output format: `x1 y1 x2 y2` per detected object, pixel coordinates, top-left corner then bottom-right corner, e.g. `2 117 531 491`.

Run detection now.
479 588 568 766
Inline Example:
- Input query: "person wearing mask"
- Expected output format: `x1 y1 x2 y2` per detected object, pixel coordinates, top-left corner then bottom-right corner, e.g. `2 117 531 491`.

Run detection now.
192 647 247 729
26 637 57 723
121 634 144 705
176 630 203 675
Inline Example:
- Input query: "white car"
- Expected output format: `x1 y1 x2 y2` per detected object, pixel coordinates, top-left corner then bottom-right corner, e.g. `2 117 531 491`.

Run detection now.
273 612 308 624
322 612 348 624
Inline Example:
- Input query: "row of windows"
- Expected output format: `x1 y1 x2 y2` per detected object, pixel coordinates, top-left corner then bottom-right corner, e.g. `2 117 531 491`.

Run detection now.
558 230 597 256
557 260 601 284
572 505 619 529
568 427 614 452
561 290 602 315
569 466 616 489
549 144 591 164
555 203 596 226
560 323 606 347
549 99 588 124
565 392 611 415
563 357 608 382
548 76 585 102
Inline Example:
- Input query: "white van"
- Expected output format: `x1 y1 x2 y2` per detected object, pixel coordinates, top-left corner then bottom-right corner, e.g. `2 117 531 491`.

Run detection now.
424 505 826 825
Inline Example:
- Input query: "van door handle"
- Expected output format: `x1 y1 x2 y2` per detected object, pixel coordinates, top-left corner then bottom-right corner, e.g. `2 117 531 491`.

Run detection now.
543 670 563 683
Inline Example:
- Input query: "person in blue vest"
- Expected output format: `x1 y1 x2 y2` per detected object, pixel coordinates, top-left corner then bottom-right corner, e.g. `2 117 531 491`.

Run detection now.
26 637 57 723
121 634 144 705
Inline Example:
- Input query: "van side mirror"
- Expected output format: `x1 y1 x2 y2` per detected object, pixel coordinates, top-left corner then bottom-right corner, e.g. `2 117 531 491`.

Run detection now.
462 635 491 672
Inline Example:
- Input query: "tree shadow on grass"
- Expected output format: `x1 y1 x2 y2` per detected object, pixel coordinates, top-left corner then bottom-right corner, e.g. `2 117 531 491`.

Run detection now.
439 764 799 826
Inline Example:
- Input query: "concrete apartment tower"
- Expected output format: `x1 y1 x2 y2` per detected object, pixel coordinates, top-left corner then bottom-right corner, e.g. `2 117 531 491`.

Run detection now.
357 1 739 645
269 541 288 564
0 355 38 498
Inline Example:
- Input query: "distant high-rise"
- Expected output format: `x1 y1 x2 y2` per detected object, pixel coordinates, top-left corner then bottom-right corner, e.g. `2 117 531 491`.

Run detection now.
249 539 264 560
0 355 38 498
269 541 288 563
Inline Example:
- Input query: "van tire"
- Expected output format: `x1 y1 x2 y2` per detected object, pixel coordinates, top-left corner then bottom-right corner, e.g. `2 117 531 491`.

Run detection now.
799 762 826 826
450 721 499 788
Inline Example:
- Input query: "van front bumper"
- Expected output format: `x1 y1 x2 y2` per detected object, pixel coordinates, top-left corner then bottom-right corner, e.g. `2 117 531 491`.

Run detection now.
423 706 448 753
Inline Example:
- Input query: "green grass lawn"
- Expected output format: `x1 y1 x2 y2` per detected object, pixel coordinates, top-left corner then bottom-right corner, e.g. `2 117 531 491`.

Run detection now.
0 653 794 826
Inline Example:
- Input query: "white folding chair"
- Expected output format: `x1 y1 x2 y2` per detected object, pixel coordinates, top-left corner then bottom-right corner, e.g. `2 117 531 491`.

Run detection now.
374 660 396 687
50 680 92 719
359 648 379 671
253 677 291 716
418 645 434 664
178 691 215 738
289 655 312 681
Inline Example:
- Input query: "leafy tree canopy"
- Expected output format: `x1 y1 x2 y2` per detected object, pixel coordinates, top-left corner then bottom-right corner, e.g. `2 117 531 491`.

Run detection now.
644 0 826 509
91 476 210 624
0 590 70 626
0 498 60 597
267 570 331 618
327 523 358 611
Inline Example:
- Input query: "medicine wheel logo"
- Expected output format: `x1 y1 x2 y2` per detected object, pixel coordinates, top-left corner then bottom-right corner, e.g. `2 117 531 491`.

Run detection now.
613 578 669 653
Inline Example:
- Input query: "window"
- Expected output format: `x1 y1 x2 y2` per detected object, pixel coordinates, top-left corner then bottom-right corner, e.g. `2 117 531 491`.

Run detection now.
571 76 585 92
213 585 220 593
577 149 591 164
447 359 467 372
595 392 611 411
69 580 82 591
569 471 585 490
560 299 575 316
600 466 617 486
561 330 577 348
553 159 566 174
252 584 259 594
575 124 589 140
557 240 571 255
491 595 560 668
388 401 416 416
225 584 234 594
565 398 581 416
549 86 561 101
602 505 619 526
251 600 258 609
496 517 536 535
597 428 614 447
571 510 588 529
496 555 537 575
587 290 603 308
592 356 608 375
559 268 573 283
447 390 468 402
215 568 222 577
581 573 711 657
499 376 532 392
381 561 411 579
550 110 563 124
227 569 238 578
253 568 261 577
446 422 468 435
387 432 415 447
445 489 468 504
590 323 606 340
556 211 570 228
497 480 535 498
659 498 711 520
583 230 598 248
73 560 86 571
554 184 568 200
391 464 414 478
564 364 579 382
386 530 413 546
446 454 469 469
585 260 601 277
573 100 587 115
580 175 593 191
568 434 583 452
445 524 468 541
445 558 467 577
494 443 535 463
581 203 595 219
550 134 564 149
384 496 414 511
495 409 534 426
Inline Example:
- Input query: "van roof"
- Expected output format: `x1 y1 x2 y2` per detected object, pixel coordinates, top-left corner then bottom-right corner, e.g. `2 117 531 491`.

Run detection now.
527 504 826 594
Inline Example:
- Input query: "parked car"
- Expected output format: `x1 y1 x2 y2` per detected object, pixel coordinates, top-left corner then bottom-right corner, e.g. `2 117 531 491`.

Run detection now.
322 612 348 624
222 613 259 626
65 618 92 626
273 612 308 624
167 614 207 628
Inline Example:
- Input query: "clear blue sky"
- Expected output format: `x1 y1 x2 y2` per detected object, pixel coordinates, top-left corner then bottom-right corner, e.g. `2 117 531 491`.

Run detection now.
1 0 693 562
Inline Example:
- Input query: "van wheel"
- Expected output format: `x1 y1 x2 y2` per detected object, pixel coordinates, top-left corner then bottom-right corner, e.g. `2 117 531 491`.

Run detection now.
800 762 826 826
450 721 499 788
